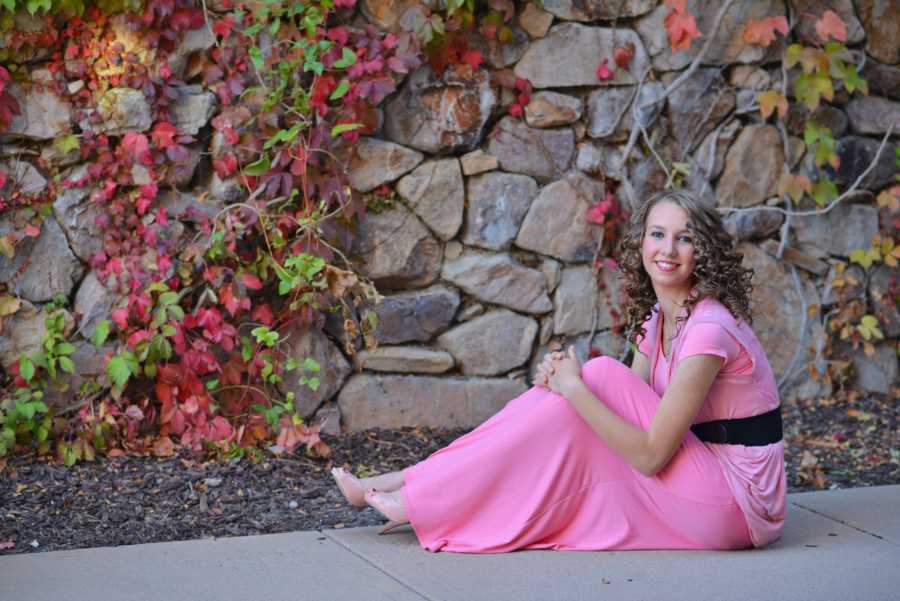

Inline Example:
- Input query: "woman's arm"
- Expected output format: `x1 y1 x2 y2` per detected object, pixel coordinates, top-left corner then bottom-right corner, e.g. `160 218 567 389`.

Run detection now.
561 353 724 477
630 350 651 386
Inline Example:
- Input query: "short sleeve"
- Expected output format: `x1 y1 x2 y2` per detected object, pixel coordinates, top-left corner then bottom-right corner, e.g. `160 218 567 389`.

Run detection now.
680 321 742 364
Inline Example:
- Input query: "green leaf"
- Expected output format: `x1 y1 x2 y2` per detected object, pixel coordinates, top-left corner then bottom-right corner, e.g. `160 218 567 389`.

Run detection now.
58 356 75 374
303 357 320 372
54 134 80 155
54 342 76 356
329 80 350 101
63 444 77 467
330 123 363 138
333 47 357 69
92 320 110 346
812 178 838 206
244 154 271 176
1 0 15 12
307 376 320 392
159 291 178 306
249 46 265 71
107 355 132 388
263 123 302 150
857 314 884 340
19 356 35 383
841 64 868 95
19 402 35 421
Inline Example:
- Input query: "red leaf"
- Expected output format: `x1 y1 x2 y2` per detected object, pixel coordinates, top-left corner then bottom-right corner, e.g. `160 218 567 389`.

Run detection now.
212 15 235 39
614 43 635 69
213 154 237 178
239 272 263 290
0 541 15 550
127 329 151 348
111 307 130 329
815 10 846 43
151 121 178 149
153 435 176 457
596 59 614 81
220 283 240 317
743 16 789 47
136 195 152 216
24 224 41 237
121 132 150 163
664 7 701 52
508 103 523 118
460 50 484 71
170 8 203 32
251 302 274 326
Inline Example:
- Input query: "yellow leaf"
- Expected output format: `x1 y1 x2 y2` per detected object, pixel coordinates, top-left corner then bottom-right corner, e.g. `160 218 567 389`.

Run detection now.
0 295 20 317
863 341 875 356
758 89 788 119
875 186 900 210
0 235 13 259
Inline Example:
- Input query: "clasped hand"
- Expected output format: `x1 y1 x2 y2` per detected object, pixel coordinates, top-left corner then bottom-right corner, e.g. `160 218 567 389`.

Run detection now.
534 345 583 398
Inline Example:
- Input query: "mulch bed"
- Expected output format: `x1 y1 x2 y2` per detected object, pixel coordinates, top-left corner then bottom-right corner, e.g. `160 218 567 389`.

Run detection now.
1 389 897 555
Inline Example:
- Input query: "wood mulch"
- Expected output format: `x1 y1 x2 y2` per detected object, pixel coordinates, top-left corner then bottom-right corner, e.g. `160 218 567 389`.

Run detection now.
1 389 897 555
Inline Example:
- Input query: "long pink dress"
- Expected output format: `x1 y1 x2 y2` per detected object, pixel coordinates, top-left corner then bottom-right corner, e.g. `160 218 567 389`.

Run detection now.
400 297 786 553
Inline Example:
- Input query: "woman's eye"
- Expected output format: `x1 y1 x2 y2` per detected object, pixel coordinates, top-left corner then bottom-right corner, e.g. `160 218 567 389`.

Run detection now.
680 235 693 243
649 231 663 238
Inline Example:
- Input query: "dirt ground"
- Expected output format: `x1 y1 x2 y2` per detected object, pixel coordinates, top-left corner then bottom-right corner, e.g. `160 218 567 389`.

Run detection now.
1 389 897 555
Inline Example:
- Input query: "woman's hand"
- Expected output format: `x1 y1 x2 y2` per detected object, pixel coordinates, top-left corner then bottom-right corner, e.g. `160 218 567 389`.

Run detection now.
534 345 584 398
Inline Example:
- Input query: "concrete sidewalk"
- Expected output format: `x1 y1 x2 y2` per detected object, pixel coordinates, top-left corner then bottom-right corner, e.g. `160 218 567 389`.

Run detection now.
2 484 898 601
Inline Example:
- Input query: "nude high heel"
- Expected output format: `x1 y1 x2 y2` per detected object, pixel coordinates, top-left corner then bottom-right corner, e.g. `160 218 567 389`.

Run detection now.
330 467 367 508
364 488 410 535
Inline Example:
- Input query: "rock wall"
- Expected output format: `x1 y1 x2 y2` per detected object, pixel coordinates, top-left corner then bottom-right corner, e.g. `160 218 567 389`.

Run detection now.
0 1 897 435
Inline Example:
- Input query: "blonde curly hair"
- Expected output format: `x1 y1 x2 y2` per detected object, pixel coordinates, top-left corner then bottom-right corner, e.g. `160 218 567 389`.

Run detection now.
617 189 754 348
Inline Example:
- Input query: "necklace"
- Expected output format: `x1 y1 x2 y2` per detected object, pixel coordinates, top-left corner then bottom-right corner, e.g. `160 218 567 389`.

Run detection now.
660 314 679 359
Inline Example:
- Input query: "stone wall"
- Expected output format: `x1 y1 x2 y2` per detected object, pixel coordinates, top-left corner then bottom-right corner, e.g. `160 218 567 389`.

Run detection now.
0 1 897 436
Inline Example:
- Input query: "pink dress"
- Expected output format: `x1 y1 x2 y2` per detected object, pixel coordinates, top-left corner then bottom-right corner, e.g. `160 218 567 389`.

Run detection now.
401 296 786 553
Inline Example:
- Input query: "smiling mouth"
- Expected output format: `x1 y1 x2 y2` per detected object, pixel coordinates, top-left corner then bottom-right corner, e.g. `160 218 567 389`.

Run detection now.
655 261 679 272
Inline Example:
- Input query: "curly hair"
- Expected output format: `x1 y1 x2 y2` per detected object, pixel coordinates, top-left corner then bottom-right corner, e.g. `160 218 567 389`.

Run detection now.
618 189 755 348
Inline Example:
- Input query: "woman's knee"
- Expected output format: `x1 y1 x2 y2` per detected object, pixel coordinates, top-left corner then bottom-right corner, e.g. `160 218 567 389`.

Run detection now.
581 355 625 380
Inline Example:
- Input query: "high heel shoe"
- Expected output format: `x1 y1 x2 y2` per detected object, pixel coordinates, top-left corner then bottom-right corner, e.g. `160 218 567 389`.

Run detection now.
364 488 410 535
330 467 367 508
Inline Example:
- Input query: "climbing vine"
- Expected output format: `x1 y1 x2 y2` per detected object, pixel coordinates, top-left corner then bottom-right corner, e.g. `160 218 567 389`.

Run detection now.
0 1 896 466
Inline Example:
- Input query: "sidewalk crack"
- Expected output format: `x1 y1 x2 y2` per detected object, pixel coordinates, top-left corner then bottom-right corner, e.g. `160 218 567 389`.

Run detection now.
790 501 899 547
320 530 438 601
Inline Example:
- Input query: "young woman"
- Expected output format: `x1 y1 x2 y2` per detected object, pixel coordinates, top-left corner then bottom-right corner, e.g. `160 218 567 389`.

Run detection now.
331 189 786 553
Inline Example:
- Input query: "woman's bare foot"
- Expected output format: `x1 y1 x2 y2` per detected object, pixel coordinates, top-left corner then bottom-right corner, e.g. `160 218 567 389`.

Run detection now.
364 488 409 534
330 467 367 508
331 468 405 508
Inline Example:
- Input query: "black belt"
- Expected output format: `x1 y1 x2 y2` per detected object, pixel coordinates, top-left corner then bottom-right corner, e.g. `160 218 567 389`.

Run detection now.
690 407 783 446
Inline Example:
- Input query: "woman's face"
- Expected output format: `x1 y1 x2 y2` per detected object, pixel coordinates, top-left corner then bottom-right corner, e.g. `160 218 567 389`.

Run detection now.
640 200 696 295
